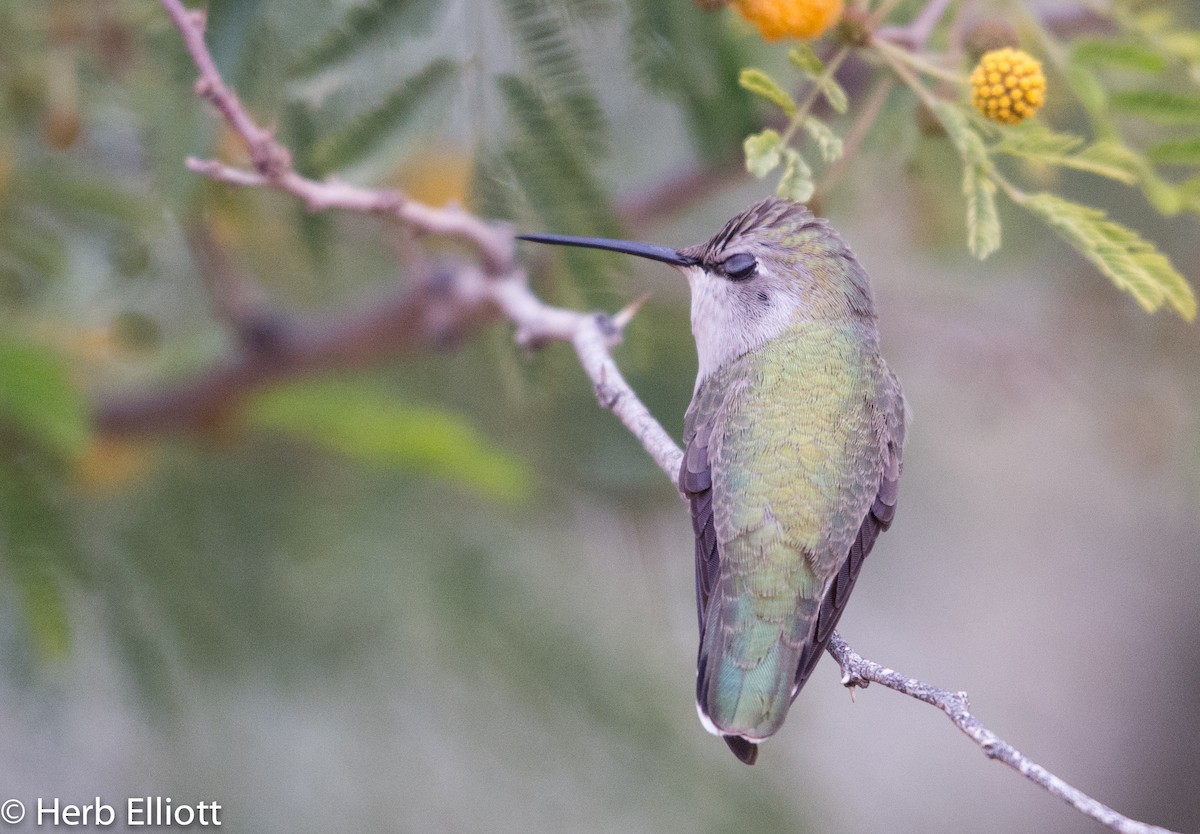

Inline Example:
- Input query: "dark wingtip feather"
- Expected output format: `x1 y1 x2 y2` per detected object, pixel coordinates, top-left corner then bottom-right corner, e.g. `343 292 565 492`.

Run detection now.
724 735 759 765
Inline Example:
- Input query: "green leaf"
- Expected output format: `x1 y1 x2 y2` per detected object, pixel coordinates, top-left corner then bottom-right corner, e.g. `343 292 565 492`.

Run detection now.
291 0 441 75
627 0 759 162
1070 39 1167 73
787 44 823 76
313 59 457 172
495 74 622 299
1157 31 1200 65
776 148 814 202
818 75 848 115
933 102 988 166
0 455 77 660
1064 64 1110 129
1147 137 1200 165
248 378 532 501
738 68 798 116
1022 193 1197 319
1110 90 1200 124
501 0 610 158
933 102 1001 257
1070 141 1146 184
0 338 89 459
12 562 71 658
993 124 1141 185
963 164 1001 259
802 116 843 163
782 29 843 113
743 129 783 178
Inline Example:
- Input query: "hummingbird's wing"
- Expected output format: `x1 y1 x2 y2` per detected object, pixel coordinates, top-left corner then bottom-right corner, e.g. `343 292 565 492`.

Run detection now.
794 368 906 695
680 394 720 639
680 369 751 763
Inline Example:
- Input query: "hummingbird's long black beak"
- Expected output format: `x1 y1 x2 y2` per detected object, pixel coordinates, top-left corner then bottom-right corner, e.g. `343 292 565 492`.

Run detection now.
518 233 698 267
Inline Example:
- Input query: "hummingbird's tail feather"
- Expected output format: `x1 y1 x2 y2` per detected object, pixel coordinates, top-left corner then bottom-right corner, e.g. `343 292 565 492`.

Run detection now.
696 592 817 749
723 735 758 765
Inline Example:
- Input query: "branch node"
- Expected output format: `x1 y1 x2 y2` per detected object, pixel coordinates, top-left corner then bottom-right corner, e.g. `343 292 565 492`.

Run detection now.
595 312 623 343
249 135 292 179
841 669 871 689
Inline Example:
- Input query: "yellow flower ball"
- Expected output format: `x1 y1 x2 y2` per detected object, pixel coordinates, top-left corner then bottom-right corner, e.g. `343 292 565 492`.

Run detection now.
970 47 1046 125
733 0 844 41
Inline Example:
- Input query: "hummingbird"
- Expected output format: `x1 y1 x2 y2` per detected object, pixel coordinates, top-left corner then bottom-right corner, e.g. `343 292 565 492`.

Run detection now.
519 198 907 765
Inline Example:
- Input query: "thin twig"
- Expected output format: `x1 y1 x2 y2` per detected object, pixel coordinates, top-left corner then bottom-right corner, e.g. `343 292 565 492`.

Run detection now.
826 635 1179 834
124 6 1183 834
875 0 954 48
813 75 895 203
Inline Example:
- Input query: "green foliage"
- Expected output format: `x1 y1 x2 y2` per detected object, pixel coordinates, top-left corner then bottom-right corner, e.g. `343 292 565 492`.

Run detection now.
312 59 458 173
934 103 1000 259
0 338 89 460
1109 89 1200 124
1022 192 1196 320
290 0 441 76
739 68 798 116
787 46 847 113
248 378 531 501
1148 137 1200 165
803 116 843 163
776 147 814 202
787 44 823 75
0 452 75 660
0 336 84 661
500 0 610 159
737 60 845 206
493 73 622 299
1071 38 1168 74
1059 10 1200 226
992 123 1142 185
925 97 1196 316
626 0 759 162
743 129 783 178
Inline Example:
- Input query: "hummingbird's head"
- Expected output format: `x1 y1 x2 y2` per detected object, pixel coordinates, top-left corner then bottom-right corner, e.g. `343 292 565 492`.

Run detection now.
519 198 877 383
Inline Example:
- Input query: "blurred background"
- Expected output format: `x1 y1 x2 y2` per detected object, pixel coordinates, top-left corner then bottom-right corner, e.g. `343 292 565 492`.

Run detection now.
0 0 1197 831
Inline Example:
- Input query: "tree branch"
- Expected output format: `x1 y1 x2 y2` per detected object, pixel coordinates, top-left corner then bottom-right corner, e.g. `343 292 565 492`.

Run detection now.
125 5 1181 834
826 635 1178 834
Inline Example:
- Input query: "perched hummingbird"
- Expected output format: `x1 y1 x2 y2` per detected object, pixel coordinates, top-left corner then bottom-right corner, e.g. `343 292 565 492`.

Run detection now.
519 198 907 765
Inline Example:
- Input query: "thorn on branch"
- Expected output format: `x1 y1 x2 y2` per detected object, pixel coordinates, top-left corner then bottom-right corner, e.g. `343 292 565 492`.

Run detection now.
610 293 650 336
595 379 622 410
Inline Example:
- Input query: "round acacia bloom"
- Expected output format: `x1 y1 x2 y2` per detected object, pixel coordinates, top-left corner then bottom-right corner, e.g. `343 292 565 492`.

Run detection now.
733 0 844 41
970 47 1046 125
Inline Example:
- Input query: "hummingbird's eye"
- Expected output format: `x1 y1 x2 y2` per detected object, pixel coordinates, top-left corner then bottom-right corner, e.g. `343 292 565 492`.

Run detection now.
722 253 757 281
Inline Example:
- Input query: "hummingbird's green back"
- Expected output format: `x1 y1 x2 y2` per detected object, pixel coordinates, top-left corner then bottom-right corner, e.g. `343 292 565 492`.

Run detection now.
685 320 901 747
675 199 906 764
